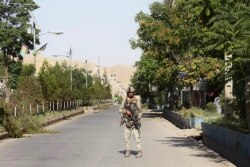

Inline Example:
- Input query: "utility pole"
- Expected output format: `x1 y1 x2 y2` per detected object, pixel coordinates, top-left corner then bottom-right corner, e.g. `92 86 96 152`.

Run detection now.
97 56 100 82
85 59 88 87
28 10 39 69
69 46 73 90
28 10 63 72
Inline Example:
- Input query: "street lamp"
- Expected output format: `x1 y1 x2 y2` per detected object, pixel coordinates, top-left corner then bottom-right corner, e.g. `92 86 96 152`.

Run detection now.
39 31 64 36
0 2 64 72
33 30 63 69
28 9 63 69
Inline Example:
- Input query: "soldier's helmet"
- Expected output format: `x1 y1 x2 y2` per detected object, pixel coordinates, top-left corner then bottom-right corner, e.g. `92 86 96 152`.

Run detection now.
127 86 135 93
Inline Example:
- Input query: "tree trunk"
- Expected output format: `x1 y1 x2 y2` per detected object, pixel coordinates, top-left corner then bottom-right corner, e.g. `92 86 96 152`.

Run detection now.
245 81 250 133
189 84 194 108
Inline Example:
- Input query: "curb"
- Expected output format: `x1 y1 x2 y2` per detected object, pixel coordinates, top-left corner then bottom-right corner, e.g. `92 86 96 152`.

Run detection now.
0 108 87 141
42 109 85 127
0 132 8 140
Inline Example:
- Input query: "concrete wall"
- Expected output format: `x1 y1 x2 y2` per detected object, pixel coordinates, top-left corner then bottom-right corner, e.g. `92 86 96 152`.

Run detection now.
163 108 203 129
163 108 190 129
202 122 250 167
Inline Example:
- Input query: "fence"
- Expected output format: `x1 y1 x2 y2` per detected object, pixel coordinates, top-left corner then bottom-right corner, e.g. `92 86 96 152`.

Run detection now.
12 99 113 118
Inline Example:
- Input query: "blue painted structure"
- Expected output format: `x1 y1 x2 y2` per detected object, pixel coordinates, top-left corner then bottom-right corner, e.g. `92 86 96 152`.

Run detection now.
189 117 203 129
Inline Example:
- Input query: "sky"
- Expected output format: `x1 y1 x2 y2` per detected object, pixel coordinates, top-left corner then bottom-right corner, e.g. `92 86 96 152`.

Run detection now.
33 0 161 66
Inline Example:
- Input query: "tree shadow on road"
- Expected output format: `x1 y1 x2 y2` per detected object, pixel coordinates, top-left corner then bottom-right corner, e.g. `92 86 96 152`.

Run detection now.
156 137 229 164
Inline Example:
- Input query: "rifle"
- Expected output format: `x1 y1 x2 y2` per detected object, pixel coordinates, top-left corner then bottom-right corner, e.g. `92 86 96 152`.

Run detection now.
120 113 126 126
123 102 141 129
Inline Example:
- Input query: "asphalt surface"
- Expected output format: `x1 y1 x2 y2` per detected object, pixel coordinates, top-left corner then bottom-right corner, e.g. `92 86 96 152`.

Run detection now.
0 106 235 167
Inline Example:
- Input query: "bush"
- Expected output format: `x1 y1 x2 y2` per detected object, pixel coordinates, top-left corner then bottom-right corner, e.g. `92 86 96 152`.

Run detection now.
0 100 44 137
181 107 203 118
116 96 123 104
3 114 23 138
20 114 43 134
209 116 248 133
205 102 217 113
180 107 219 118
0 101 23 138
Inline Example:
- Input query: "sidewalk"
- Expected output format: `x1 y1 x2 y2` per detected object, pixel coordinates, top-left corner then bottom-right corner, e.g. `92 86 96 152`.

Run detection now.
143 109 202 136
142 109 235 167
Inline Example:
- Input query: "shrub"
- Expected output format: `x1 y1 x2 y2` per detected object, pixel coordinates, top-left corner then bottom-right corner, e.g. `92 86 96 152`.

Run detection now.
0 101 23 138
181 107 203 118
209 116 248 133
180 107 219 118
182 110 191 117
205 102 217 113
20 114 43 134
0 100 44 137
116 96 123 104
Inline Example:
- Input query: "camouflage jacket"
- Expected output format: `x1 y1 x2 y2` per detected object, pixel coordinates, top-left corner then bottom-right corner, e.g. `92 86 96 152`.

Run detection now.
119 96 142 118
119 96 142 129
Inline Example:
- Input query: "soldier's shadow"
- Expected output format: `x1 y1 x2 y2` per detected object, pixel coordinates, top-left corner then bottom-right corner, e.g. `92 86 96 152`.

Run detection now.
118 150 138 155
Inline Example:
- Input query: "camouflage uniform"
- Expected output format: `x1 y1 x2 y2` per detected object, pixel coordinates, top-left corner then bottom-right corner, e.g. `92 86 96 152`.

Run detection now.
119 95 142 157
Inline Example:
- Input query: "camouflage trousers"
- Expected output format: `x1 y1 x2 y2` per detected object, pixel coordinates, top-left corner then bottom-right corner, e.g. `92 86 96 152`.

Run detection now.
124 126 142 151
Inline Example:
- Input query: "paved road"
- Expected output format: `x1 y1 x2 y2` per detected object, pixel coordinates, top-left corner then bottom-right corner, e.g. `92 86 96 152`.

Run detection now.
0 106 234 167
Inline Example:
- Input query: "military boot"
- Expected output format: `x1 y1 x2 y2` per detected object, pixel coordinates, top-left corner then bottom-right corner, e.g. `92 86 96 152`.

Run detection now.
135 150 142 158
124 150 131 157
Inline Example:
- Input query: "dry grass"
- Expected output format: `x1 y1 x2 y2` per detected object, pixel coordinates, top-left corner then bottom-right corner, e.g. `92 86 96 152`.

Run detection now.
179 107 220 119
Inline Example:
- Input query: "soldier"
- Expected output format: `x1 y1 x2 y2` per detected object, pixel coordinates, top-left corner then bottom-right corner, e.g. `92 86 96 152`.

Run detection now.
119 86 142 158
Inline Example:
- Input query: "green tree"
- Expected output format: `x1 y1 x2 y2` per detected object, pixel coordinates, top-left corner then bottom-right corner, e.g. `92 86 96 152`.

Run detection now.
131 1 224 108
0 0 38 101
176 0 220 25
38 60 111 105
10 75 43 109
38 61 72 101
9 64 40 108
131 56 159 101
130 2 191 102
179 56 224 107
203 2 250 129
20 64 35 77
72 68 87 99
89 77 112 100
131 0 250 132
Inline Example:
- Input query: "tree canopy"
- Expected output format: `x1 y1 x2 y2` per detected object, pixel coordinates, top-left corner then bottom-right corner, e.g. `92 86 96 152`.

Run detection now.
0 0 39 97
131 0 250 128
